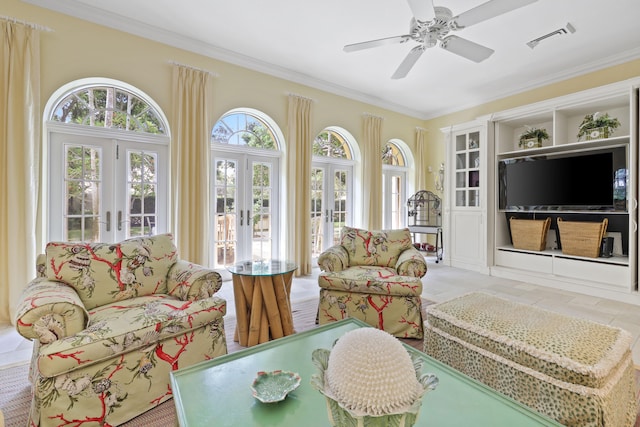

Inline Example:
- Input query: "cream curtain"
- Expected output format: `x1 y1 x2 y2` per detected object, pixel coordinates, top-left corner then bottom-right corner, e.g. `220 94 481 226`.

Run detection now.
285 94 313 275
0 20 41 324
415 127 428 190
170 65 213 265
362 114 383 229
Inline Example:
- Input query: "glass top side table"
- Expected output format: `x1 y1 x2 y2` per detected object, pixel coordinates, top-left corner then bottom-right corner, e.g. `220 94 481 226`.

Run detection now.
226 259 298 347
227 259 298 276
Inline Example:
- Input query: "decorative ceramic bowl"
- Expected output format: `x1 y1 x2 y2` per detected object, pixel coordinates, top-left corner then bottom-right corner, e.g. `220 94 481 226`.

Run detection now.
250 370 301 403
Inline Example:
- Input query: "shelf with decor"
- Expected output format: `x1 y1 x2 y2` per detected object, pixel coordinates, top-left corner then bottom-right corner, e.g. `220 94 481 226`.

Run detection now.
494 89 631 155
489 78 640 302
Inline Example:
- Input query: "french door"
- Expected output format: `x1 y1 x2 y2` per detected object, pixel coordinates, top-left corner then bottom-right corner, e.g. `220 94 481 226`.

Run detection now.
211 151 280 268
311 161 353 259
49 128 168 243
382 168 407 229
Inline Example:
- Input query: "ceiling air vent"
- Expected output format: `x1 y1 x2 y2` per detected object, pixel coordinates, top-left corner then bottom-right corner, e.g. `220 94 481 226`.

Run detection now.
527 23 576 49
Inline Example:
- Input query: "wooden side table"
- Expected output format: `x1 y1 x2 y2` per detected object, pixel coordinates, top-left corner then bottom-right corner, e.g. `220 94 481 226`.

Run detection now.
227 260 298 347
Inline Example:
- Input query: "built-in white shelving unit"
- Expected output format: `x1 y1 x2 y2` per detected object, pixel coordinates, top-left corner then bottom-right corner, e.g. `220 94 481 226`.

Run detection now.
488 79 640 302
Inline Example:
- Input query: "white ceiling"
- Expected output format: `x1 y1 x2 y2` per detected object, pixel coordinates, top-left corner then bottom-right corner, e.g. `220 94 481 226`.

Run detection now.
25 0 640 119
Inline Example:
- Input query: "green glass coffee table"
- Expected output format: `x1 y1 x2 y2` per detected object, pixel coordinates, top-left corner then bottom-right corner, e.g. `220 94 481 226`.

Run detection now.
170 318 561 427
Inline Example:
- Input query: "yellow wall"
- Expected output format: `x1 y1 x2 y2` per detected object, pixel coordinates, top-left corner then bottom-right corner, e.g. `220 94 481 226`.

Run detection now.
4 0 640 195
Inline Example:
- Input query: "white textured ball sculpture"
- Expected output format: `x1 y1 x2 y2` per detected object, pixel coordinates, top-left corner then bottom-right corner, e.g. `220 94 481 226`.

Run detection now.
325 328 424 416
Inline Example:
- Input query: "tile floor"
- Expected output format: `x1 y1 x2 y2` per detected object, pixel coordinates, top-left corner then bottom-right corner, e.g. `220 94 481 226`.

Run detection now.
2 254 640 369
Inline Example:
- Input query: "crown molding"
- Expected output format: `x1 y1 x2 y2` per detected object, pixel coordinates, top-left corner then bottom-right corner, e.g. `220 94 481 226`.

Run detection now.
421 47 640 120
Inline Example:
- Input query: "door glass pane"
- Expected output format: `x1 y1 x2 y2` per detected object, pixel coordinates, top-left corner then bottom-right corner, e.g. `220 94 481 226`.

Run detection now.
469 171 480 188
252 162 272 261
469 190 480 207
214 159 238 267
311 167 324 258
64 145 102 242
333 170 347 246
469 132 480 148
128 151 157 237
391 175 402 229
469 152 480 169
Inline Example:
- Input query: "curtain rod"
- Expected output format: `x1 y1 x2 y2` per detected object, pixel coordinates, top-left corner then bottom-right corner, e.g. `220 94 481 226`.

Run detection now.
415 126 428 132
286 92 316 102
0 15 52 32
363 112 384 120
168 61 218 77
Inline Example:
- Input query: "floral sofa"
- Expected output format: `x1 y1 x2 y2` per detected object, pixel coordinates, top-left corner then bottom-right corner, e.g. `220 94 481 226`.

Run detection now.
14 234 228 427
317 226 427 338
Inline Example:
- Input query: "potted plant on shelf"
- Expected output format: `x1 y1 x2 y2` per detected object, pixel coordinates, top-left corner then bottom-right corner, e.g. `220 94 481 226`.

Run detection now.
577 112 620 141
518 126 549 149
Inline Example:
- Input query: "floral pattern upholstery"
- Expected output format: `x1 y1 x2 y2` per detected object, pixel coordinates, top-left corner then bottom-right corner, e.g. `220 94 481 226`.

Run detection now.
317 227 427 339
14 234 227 427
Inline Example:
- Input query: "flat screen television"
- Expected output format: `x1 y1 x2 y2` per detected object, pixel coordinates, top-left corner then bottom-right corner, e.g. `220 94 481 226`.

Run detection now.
498 147 627 211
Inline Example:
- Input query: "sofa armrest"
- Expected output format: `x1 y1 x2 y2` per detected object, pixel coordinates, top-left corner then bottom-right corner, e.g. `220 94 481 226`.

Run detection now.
14 278 89 344
318 245 349 272
396 246 428 278
167 260 223 301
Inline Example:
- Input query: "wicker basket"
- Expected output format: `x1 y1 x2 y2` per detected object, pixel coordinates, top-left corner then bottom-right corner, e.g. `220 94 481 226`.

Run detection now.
557 217 608 258
509 217 551 251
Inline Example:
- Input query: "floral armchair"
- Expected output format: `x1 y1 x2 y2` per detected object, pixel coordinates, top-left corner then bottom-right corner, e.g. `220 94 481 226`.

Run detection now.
317 226 427 339
14 234 227 427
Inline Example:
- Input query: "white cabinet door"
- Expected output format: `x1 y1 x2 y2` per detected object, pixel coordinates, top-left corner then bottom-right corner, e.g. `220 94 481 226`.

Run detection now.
442 119 492 272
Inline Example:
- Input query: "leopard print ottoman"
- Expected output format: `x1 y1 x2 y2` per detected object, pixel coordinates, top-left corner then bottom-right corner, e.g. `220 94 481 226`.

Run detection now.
424 292 637 427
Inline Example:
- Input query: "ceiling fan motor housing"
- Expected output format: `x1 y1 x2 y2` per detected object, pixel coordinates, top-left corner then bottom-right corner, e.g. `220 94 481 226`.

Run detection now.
411 6 453 46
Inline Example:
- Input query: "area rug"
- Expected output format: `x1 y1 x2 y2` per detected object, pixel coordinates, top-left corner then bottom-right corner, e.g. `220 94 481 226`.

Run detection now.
0 297 426 427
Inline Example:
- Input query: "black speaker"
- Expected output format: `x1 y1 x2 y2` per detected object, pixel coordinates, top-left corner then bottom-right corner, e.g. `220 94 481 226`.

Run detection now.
600 237 614 258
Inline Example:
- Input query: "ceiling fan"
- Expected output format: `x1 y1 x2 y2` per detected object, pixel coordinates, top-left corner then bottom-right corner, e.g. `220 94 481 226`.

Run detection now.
344 0 538 79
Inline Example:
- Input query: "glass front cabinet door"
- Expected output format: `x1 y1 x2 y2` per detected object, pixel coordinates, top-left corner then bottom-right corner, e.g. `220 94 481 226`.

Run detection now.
442 119 491 272
454 131 481 208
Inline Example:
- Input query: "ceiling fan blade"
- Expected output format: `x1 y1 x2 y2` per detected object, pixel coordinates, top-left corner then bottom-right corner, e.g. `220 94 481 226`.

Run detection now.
343 35 410 52
440 35 494 62
407 0 435 22
391 45 426 79
454 0 538 28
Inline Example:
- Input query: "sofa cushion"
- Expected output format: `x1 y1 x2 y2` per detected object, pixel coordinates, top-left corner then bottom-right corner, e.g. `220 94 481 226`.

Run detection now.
340 226 412 267
45 234 178 310
36 294 226 377
319 266 422 296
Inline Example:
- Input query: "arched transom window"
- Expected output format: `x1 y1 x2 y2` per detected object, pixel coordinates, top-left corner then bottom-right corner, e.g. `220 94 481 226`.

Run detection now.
312 130 352 159
212 112 278 149
51 86 166 134
382 141 406 166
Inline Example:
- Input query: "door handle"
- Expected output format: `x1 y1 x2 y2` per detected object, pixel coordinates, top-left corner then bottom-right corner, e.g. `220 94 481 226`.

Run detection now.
325 209 329 223
106 211 111 232
240 210 244 226
247 210 251 226
117 211 123 231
